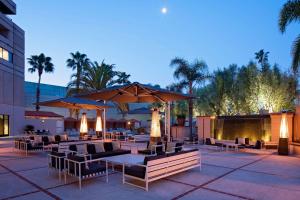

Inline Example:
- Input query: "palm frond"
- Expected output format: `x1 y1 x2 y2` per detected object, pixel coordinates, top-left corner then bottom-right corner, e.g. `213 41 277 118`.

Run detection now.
279 0 300 33
291 34 300 73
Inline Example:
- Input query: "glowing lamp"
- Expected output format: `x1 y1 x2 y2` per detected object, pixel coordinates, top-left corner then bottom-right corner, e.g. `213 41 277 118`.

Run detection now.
278 112 289 155
280 113 288 138
80 113 88 135
150 109 161 138
95 113 102 132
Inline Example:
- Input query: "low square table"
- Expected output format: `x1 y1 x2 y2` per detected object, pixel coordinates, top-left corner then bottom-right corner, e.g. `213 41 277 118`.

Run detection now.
104 154 145 182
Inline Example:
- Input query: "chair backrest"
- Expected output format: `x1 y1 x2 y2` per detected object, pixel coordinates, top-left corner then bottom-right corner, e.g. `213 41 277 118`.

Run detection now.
146 149 199 179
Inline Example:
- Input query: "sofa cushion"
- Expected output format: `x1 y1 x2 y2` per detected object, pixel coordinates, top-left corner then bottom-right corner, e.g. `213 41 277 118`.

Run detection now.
94 142 105 153
210 138 216 145
104 142 113 152
245 138 250 145
125 165 146 179
112 141 120 150
166 142 176 152
61 135 68 141
69 144 77 152
55 135 61 142
205 138 211 145
87 144 96 154
76 144 88 154
48 136 55 143
238 138 245 145
42 136 49 144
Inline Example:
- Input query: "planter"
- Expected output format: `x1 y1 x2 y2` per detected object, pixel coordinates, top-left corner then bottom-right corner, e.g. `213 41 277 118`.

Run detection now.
177 117 185 126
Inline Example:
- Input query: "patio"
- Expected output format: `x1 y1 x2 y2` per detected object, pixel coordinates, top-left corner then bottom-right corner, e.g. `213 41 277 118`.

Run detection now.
1 141 300 200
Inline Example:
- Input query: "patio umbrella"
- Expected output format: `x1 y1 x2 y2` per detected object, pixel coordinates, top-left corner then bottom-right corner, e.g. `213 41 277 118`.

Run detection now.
37 97 111 110
78 82 192 103
79 82 193 141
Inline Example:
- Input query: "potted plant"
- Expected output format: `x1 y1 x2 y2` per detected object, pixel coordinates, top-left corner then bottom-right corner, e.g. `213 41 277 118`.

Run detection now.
176 114 186 126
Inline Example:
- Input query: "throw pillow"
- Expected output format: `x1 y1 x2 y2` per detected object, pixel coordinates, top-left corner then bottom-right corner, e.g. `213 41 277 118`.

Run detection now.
95 142 105 153
238 138 245 145
112 141 120 150
210 138 216 145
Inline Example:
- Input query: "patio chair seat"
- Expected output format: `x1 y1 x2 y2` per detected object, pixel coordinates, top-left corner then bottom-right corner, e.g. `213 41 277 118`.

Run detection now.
125 165 145 179
82 163 106 176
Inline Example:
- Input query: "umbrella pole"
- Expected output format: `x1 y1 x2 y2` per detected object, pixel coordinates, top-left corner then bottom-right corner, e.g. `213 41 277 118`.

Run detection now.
168 102 171 142
164 103 167 141
103 100 106 140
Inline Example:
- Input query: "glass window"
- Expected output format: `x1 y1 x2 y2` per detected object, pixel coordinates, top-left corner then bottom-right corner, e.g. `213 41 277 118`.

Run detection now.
0 115 9 136
2 49 9 61
0 47 13 63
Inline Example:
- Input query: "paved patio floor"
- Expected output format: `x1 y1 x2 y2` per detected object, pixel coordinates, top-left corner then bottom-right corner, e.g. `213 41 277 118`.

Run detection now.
0 141 300 200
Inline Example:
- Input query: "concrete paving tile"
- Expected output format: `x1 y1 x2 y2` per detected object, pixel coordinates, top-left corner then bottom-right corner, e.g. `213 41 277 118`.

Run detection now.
202 154 253 169
166 164 232 186
10 192 53 200
0 156 47 172
18 167 63 189
180 188 244 200
0 173 38 199
206 169 300 200
242 155 300 178
49 173 193 200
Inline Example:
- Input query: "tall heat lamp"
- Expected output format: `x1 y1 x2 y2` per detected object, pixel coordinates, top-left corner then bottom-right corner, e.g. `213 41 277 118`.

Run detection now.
95 110 103 138
278 112 289 155
150 109 161 142
80 112 88 137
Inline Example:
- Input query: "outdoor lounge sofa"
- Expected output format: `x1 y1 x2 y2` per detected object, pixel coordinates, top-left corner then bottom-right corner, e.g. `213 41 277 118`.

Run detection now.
205 138 225 150
64 154 107 189
123 148 201 191
138 141 183 155
66 141 131 159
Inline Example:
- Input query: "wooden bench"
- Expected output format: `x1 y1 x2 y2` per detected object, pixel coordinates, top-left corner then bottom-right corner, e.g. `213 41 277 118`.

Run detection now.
123 149 201 191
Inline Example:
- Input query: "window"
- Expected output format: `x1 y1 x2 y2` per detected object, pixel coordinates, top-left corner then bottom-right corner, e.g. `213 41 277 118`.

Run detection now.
0 47 13 63
0 114 9 137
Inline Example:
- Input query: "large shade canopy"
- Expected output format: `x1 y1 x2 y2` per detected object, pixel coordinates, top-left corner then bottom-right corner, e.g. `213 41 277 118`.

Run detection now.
37 97 111 110
79 82 192 103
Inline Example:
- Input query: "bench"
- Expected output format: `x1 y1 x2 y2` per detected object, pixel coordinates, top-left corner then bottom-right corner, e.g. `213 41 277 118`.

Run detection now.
123 149 201 191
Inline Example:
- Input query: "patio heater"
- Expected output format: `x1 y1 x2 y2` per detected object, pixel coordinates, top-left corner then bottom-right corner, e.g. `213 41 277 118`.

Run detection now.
150 109 161 142
95 110 103 138
278 112 289 155
80 112 88 137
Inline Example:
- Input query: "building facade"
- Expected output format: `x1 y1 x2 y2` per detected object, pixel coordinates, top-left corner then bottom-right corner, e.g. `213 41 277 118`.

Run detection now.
0 0 25 137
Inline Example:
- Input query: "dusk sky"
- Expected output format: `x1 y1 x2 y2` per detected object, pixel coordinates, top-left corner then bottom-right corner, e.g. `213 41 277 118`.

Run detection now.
12 0 299 88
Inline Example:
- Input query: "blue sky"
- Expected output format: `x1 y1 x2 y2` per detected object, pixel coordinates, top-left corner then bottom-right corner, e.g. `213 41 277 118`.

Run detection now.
12 0 299 87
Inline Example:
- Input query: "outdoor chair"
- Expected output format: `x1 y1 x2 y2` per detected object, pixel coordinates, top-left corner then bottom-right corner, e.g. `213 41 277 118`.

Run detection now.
64 154 107 189
138 141 165 155
205 138 225 150
123 149 201 191
48 151 66 181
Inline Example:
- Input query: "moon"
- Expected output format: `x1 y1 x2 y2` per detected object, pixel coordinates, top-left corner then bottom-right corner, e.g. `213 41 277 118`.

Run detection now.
161 7 168 14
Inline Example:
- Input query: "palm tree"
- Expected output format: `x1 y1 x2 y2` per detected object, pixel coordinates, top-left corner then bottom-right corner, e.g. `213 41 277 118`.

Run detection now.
170 57 209 140
80 60 131 117
279 0 300 73
66 51 90 96
28 53 54 111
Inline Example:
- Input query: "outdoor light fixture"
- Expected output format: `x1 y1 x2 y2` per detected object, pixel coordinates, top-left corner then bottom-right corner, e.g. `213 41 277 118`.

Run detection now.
150 109 161 142
80 112 88 136
95 111 102 132
278 112 289 155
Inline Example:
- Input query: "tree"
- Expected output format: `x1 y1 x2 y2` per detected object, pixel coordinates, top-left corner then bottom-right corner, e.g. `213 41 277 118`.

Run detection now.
28 53 54 111
170 57 210 139
279 0 300 73
80 60 131 117
66 51 90 96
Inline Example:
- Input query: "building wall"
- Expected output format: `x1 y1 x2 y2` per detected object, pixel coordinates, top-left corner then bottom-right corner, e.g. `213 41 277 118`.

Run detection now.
0 0 25 136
